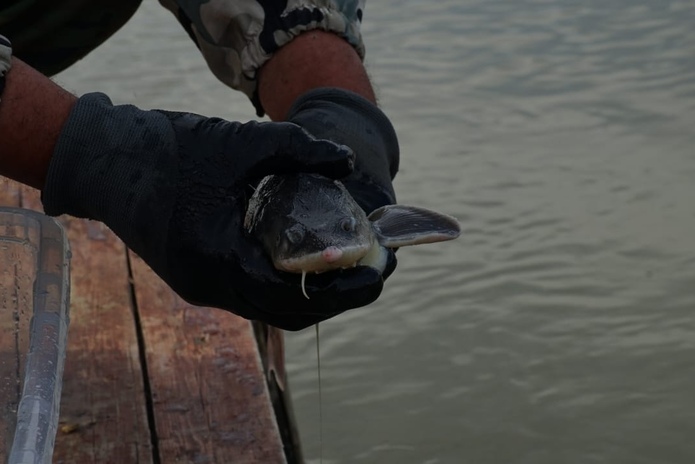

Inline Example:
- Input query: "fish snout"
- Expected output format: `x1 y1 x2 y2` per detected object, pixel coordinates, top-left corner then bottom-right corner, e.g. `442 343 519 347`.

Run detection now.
321 246 344 264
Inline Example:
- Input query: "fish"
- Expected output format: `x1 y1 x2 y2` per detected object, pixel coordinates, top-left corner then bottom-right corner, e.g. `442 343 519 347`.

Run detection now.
245 173 460 458
244 173 461 297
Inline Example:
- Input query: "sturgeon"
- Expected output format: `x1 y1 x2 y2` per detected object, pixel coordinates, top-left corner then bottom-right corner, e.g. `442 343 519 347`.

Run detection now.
244 173 461 297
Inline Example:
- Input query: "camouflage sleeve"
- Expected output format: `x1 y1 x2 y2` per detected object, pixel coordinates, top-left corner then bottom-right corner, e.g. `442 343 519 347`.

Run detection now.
158 0 366 116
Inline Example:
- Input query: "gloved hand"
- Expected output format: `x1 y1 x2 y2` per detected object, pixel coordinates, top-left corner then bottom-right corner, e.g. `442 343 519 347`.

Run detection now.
286 88 401 279
41 92 389 330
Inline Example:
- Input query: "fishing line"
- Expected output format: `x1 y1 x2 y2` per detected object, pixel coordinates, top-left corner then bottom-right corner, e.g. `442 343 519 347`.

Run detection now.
316 323 323 464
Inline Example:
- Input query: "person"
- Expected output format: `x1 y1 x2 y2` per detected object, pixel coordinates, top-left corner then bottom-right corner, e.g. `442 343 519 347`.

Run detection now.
0 1 400 331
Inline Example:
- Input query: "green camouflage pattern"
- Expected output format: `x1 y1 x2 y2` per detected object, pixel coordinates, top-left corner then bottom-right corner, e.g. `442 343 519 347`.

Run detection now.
159 0 366 115
1 0 365 114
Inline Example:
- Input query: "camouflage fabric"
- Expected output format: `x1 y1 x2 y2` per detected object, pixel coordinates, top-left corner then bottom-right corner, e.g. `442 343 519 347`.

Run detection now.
1 0 365 115
159 0 367 115
0 0 141 76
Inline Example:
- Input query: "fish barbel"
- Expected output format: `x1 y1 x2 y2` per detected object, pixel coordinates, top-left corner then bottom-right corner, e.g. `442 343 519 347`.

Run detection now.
244 173 461 281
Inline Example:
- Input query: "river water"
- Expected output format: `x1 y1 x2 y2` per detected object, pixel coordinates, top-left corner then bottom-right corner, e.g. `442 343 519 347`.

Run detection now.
56 1 695 463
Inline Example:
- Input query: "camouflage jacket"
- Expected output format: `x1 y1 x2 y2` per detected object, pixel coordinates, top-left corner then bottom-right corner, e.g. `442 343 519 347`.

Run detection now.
0 0 365 115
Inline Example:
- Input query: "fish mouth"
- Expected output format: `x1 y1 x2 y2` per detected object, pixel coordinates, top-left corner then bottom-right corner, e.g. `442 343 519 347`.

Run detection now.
274 244 371 273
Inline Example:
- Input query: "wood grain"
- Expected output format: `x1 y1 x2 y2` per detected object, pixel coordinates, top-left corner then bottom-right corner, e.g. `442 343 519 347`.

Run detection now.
19 185 153 464
129 252 287 464
0 177 23 461
1 178 290 463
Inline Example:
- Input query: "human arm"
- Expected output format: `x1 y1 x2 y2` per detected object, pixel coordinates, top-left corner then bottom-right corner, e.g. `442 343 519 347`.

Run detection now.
0 0 401 328
258 30 375 120
0 39 386 330
0 57 75 189
160 0 401 222
158 0 367 115
259 30 399 217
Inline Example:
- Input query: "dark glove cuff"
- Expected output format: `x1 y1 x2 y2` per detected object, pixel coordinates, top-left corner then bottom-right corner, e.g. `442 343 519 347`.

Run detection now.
286 87 400 213
41 92 178 256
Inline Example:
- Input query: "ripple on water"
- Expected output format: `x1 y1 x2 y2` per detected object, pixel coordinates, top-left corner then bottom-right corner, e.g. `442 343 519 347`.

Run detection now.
53 1 695 463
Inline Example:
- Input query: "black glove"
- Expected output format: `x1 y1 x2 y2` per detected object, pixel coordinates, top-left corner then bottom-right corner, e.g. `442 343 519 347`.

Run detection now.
286 88 400 278
42 92 389 330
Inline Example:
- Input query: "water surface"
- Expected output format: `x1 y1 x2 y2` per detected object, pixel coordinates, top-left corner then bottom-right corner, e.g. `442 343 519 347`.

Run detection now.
56 1 695 462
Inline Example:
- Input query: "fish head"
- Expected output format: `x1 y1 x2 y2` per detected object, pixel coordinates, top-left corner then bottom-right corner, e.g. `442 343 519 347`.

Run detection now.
246 174 376 274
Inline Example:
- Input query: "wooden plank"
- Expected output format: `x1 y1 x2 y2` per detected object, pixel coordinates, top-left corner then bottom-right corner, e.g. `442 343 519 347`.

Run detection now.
0 177 24 461
253 322 305 464
0 176 20 207
129 252 287 464
18 186 153 463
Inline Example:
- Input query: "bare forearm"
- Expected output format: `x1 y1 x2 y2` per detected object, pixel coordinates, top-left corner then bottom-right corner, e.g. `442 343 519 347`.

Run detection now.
0 31 374 188
258 31 376 121
0 58 77 189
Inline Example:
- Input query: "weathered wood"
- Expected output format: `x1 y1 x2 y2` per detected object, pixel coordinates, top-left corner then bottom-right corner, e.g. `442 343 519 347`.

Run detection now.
1 178 291 463
18 185 153 464
129 252 287 464
253 322 305 464
0 177 20 207
0 178 24 461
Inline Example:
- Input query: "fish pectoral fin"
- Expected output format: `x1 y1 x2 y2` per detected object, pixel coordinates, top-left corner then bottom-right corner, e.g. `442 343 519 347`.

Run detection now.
369 205 461 248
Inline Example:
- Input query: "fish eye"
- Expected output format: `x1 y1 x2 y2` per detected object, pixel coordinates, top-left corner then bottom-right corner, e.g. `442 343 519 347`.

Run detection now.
340 217 357 233
285 225 305 245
